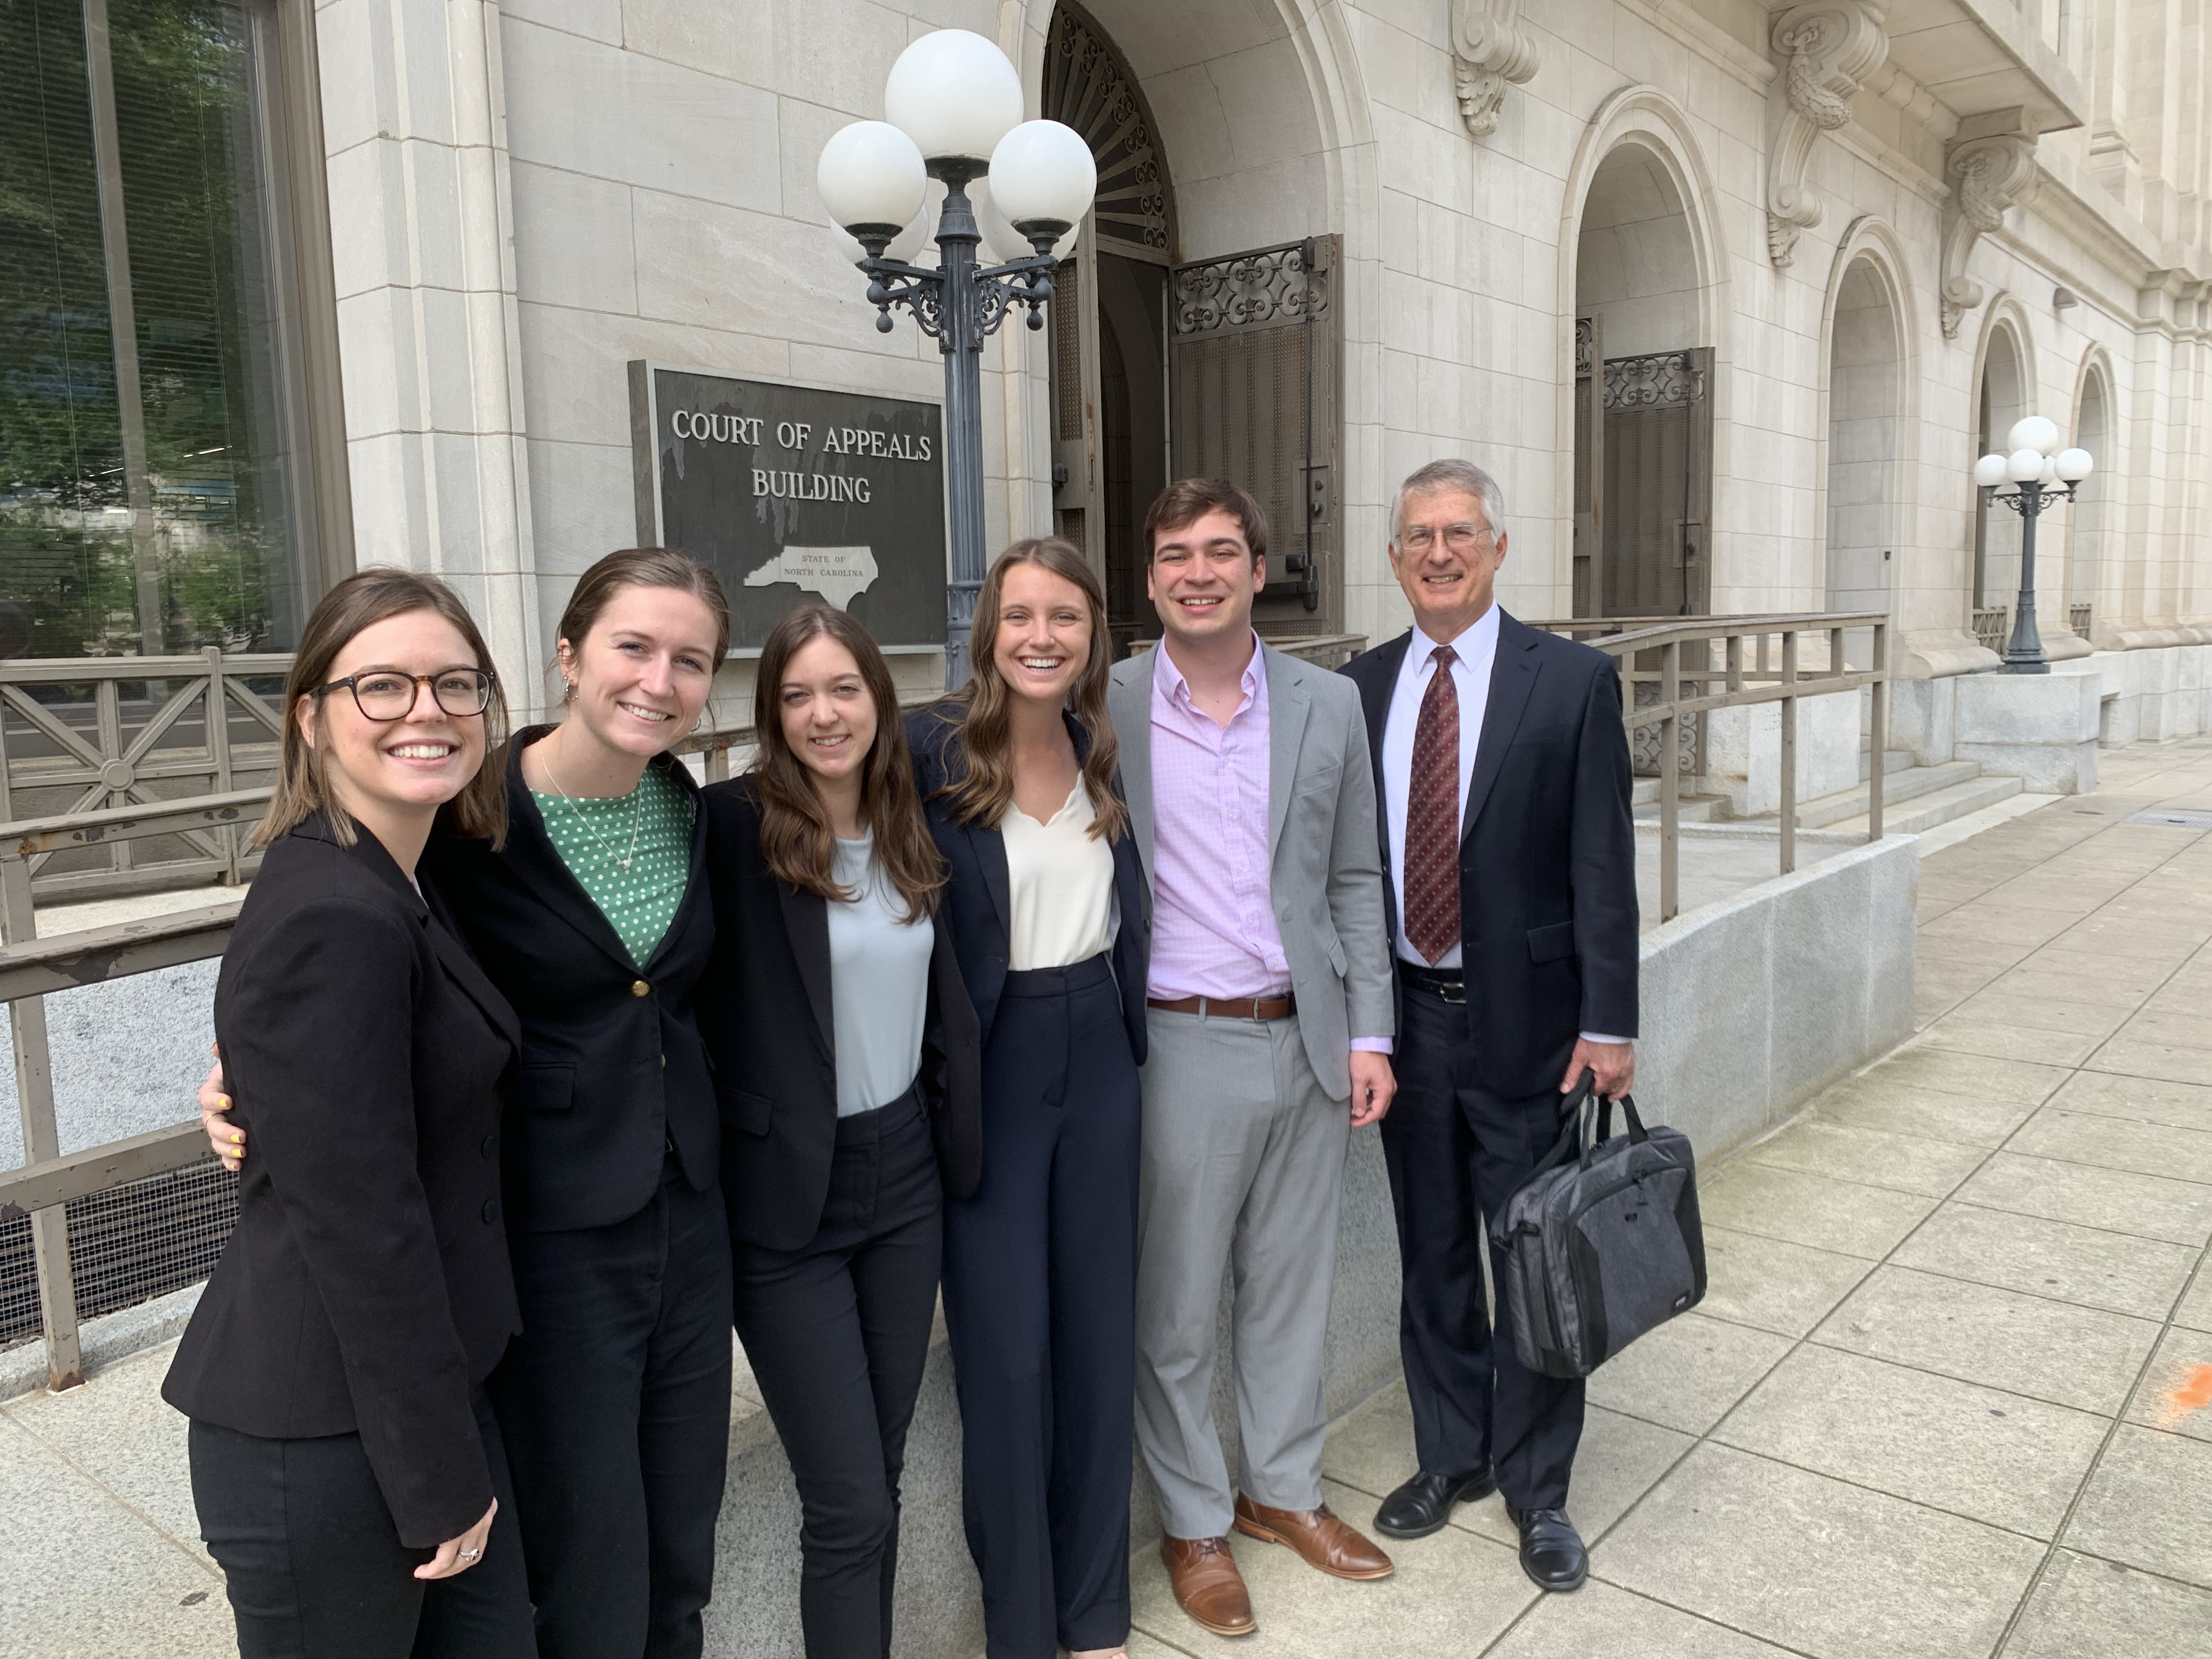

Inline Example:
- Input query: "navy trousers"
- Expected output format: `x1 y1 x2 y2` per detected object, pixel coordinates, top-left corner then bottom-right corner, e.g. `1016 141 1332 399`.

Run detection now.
1381 978 1585 1509
940 955 1140 1659
491 1164 734 1659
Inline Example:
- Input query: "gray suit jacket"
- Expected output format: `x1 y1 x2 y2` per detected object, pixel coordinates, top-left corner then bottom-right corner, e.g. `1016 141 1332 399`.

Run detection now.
1107 642 1395 1101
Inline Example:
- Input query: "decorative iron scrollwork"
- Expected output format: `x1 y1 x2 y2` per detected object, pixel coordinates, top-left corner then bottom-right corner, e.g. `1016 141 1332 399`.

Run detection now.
1172 242 1330 336
1602 351 1706 411
1575 317 1598 377
1048 3 1174 255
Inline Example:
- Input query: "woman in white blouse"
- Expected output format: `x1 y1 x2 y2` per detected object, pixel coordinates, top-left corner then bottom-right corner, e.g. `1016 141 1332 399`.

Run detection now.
907 541 1150 1659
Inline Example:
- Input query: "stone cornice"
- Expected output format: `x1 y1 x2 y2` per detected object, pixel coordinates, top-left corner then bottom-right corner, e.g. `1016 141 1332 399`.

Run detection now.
1765 2 1889 267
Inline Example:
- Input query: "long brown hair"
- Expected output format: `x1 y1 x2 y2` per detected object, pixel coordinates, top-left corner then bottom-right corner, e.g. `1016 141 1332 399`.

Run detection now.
554 548 731 713
257 568 510 848
751 605 944 921
934 538 1127 843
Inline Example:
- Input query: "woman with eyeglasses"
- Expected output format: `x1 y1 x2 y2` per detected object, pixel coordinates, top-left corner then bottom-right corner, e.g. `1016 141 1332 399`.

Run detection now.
204 548 736 1659
166 569 532 1657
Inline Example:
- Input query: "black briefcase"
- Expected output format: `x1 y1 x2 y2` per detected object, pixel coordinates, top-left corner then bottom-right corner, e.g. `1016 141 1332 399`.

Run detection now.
1488 1074 1706 1379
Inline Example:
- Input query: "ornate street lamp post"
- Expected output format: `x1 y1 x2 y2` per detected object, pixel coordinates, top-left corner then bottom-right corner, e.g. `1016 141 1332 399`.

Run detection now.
1972 416 2095 675
816 31 1096 687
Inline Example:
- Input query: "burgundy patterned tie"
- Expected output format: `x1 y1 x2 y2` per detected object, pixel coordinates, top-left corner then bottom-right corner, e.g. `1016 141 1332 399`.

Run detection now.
1403 646 1460 964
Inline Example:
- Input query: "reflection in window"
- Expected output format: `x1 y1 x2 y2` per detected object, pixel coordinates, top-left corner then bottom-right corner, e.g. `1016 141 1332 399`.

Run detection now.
1 0 321 660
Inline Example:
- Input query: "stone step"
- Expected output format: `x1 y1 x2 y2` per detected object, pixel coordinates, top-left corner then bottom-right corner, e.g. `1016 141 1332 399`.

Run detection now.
1631 793 1727 823
1859 748 1916 779
1793 760 1987 828
1824 771 2024 838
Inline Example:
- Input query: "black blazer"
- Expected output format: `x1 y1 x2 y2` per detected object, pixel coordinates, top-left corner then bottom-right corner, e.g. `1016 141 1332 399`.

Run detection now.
163 815 522 1550
421 730 719 1233
696 776 981 1251
1341 611 1638 1096
905 704 1149 1064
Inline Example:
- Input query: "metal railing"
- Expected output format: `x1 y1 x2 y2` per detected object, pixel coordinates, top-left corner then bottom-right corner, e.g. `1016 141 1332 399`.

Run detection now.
1973 606 2010 654
1531 613 1892 923
2070 601 2094 638
0 649 289 904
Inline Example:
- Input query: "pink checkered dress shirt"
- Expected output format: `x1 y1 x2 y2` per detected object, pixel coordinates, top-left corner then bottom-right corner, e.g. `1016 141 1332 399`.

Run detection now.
1144 638 1390 1052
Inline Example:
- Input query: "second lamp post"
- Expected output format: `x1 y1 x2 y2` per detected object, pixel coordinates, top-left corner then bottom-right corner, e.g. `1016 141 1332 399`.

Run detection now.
1972 416 2095 674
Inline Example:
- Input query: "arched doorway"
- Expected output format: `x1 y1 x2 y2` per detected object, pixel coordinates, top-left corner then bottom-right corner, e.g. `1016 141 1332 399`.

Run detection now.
1043 2 1173 654
1040 0 1342 652
1824 257 1903 614
1572 143 1712 617
2068 363 2112 644
1971 324 2027 640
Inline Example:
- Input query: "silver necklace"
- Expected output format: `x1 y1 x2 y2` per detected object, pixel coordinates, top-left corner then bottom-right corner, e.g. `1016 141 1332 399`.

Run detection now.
543 748 645 872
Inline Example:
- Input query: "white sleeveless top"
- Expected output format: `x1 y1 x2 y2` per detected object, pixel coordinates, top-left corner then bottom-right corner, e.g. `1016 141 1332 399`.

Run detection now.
998 784 1116 971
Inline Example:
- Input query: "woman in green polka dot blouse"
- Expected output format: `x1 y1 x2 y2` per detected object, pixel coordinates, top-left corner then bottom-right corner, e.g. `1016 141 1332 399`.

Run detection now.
417 548 735 1657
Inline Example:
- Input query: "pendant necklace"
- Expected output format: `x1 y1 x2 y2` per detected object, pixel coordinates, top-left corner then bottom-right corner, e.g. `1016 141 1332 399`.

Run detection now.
544 741 645 872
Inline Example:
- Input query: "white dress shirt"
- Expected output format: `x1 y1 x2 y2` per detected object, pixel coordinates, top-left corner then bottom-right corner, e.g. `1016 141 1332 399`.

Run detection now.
1380 606 1627 1046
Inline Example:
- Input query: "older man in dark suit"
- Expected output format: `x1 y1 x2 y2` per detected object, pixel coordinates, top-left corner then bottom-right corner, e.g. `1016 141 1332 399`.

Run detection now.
1339 458 1638 1593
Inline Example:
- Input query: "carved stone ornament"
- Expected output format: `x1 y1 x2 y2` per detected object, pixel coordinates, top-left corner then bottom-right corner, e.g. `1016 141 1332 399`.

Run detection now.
1764 2 1888 267
1452 0 1539 139
1940 122 2040 338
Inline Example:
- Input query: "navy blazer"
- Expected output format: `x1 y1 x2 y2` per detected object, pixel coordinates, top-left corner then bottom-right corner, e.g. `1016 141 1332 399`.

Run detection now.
1340 611 1638 1096
905 704 1149 1065
422 729 719 1232
165 814 522 1549
697 775 982 1251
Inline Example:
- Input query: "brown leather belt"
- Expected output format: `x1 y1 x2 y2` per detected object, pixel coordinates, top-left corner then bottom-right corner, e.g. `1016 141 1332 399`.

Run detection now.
1146 993 1297 1022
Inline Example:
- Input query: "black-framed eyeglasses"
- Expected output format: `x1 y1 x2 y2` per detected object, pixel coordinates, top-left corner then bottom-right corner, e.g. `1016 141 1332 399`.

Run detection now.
311 667 495 720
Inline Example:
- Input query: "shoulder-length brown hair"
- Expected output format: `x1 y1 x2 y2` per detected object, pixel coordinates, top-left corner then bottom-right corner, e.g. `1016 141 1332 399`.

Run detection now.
932 538 1127 843
256 568 510 848
751 605 944 921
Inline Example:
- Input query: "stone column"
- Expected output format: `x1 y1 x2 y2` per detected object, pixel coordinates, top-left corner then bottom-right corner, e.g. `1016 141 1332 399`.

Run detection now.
313 0 543 713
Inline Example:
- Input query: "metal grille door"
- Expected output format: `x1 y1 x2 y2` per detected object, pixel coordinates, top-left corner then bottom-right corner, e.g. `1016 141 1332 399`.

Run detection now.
1167 237 1338 630
1598 348 1712 618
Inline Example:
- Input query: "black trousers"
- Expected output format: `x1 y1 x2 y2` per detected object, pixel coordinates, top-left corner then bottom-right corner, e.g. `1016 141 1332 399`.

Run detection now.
941 955 1139 1659
189 1389 533 1659
492 1163 734 1659
732 1086 943 1659
1381 979 1585 1509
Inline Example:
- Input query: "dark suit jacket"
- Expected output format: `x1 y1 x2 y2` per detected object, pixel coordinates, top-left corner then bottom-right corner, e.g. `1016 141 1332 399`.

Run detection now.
696 776 981 1251
1341 611 1638 1096
163 815 522 1550
905 704 1149 1065
422 729 718 1233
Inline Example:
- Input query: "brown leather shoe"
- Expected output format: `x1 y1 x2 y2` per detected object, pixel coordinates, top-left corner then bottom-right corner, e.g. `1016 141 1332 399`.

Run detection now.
1232 1493 1395 1580
1160 1535 1257 1637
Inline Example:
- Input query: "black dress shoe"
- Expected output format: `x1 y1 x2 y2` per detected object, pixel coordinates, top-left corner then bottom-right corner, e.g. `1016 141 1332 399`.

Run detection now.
1372 1468 1496 1539
1505 1504 1588 1591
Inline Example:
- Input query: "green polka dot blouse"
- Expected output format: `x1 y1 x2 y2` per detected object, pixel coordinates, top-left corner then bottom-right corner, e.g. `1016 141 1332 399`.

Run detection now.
532 762 694 968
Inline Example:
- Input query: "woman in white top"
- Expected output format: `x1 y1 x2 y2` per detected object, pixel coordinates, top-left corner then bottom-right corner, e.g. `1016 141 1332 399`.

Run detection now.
906 540 1149 1659
699 605 981 1659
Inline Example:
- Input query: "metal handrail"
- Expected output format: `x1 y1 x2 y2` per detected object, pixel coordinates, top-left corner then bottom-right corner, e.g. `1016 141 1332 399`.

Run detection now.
1531 613 1892 924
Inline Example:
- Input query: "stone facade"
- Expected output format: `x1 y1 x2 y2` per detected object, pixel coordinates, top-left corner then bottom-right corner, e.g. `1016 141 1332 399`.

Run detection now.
306 0 2212 724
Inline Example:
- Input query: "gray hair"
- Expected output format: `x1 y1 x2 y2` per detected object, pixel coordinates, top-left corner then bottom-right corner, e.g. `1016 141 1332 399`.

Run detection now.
1392 459 1505 543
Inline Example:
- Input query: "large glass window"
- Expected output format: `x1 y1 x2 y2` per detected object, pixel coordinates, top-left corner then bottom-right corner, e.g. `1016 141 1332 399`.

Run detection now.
1 0 331 660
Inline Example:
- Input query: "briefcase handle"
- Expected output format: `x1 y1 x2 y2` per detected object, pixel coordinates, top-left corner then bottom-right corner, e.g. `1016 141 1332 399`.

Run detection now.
1532 1070 1650 1177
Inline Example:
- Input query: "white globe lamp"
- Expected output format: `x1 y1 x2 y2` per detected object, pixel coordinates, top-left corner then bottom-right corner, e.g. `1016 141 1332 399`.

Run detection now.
2007 415 2061 457
817 121 927 239
2006 448 2046 483
988 121 1097 237
1972 453 2011 489
2055 447 2094 482
883 30 1023 167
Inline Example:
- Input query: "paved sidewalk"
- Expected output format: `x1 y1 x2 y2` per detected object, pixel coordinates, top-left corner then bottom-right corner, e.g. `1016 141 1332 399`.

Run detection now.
5 737 2212 1658
1128 734 2212 1658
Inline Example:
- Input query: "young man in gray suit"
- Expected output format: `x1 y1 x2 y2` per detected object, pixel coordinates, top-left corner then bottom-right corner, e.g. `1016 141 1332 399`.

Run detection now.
1105 478 1398 1638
